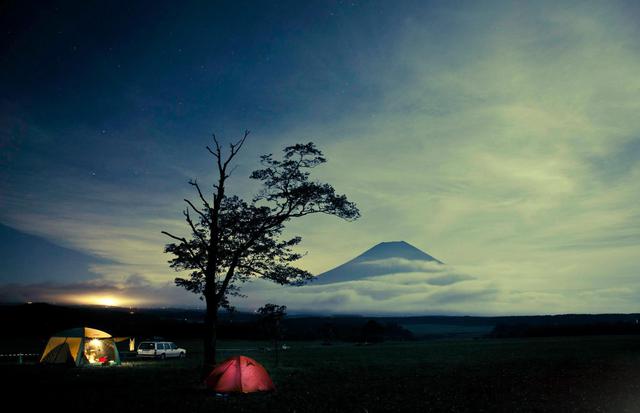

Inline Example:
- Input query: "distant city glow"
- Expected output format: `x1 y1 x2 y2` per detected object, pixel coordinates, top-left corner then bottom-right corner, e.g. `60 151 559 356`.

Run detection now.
94 296 119 307
63 294 130 307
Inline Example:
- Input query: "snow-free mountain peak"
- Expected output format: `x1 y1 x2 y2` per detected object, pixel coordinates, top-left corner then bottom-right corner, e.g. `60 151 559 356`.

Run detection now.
357 241 443 262
313 241 443 285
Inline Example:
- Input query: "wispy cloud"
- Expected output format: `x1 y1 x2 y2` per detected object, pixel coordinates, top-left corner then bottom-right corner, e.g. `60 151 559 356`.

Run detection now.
358 258 444 273
0 274 197 307
2 1 640 314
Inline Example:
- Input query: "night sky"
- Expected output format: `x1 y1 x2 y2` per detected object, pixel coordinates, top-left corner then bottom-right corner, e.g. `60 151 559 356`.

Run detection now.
2 1 640 314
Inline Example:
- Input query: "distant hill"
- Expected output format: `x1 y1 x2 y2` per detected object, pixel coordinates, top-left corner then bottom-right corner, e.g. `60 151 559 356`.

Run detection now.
2 304 640 344
312 241 444 284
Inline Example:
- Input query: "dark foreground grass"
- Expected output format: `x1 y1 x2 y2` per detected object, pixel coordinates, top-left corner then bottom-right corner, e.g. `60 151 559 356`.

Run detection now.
2 336 640 412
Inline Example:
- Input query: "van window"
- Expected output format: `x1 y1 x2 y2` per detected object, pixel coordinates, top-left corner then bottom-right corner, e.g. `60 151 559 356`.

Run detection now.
162 343 169 350
170 343 177 349
139 342 155 350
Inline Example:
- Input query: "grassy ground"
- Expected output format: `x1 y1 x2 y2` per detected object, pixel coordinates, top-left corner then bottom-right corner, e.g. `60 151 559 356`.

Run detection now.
401 323 495 337
3 336 640 412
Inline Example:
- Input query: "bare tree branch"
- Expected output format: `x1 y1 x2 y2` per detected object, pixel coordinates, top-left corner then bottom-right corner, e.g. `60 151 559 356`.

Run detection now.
183 208 208 247
189 179 211 210
222 130 250 172
184 198 208 222
161 230 187 243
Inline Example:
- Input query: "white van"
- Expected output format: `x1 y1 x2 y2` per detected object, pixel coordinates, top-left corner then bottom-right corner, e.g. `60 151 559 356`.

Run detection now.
137 341 186 359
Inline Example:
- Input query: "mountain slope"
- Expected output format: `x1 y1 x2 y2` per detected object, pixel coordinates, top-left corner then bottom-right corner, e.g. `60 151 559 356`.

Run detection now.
312 241 443 285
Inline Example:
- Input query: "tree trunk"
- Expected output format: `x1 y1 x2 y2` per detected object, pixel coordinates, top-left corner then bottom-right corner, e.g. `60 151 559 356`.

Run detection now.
274 319 280 367
274 336 279 366
202 295 218 380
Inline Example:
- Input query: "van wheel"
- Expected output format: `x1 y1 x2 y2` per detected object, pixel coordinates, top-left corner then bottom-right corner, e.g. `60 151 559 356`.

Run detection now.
160 354 166 360
179 352 185 358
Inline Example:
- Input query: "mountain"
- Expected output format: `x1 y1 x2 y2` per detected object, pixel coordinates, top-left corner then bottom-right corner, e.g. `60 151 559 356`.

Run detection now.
312 241 444 285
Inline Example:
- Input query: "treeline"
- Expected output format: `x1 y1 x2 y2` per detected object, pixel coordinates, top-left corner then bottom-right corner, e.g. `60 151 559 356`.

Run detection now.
0 304 414 343
0 303 203 339
490 321 640 338
199 317 414 342
5 304 640 342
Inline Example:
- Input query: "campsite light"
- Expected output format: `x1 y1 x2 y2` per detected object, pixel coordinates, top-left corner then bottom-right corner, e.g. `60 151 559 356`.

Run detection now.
41 327 121 366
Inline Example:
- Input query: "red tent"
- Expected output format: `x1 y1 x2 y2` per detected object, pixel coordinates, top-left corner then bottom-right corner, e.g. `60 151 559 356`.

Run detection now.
205 355 275 393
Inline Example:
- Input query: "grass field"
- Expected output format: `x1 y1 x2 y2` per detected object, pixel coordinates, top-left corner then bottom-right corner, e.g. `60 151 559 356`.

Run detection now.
3 336 640 412
400 323 495 337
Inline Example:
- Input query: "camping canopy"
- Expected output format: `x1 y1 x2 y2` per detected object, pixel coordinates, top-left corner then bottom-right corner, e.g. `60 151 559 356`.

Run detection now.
40 327 121 366
205 355 275 393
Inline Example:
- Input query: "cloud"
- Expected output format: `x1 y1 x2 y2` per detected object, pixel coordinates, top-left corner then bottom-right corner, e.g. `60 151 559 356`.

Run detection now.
425 274 476 286
234 251 640 315
2 1 640 315
237 276 499 315
353 259 477 286
358 258 444 273
0 274 199 307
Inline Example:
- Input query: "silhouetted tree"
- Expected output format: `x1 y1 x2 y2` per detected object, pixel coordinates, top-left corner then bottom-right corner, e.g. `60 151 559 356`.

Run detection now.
320 321 336 345
384 322 415 341
257 303 287 366
361 320 385 343
162 131 360 374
